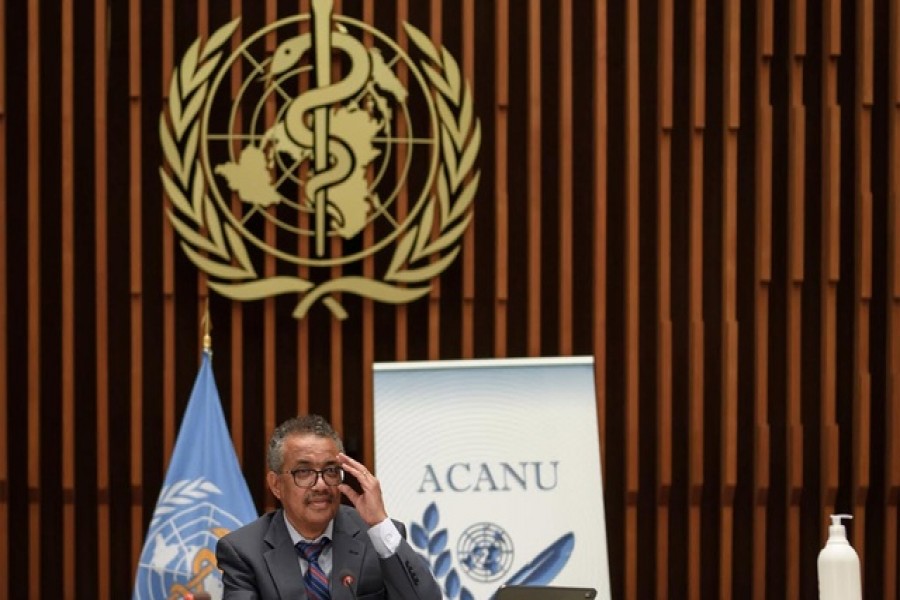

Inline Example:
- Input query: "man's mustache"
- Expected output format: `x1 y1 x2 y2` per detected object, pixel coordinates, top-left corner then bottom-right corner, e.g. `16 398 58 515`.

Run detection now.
304 492 335 505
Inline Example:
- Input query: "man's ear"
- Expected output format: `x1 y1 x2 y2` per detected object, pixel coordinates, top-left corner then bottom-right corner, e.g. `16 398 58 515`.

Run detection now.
267 471 282 501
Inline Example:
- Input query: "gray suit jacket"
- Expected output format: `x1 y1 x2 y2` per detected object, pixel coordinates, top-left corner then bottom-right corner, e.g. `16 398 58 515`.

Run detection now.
216 506 442 600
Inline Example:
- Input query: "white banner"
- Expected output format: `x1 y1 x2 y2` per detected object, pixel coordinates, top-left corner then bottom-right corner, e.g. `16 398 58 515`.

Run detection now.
374 357 611 600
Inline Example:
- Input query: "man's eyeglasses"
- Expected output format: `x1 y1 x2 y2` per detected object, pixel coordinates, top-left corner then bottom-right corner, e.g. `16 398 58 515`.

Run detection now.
284 466 344 488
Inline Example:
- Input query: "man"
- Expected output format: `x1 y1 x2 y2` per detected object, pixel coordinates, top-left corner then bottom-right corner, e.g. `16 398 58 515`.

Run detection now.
216 415 442 600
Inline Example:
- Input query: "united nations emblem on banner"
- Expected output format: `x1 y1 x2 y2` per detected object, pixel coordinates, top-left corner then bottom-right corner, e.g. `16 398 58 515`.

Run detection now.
160 0 480 320
411 502 575 599
456 522 515 583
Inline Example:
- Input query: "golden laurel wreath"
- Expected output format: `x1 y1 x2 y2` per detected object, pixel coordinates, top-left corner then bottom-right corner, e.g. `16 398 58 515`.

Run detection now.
160 17 480 320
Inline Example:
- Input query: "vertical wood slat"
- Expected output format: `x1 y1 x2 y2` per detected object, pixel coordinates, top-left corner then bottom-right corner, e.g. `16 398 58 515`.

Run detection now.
394 0 412 361
461 0 475 359
753 1 773 597
416 0 436 362
853 0 874 569
593 0 607 475
329 0 345 439
527 0 541 357
263 0 277 507
558 0 573 355
656 0 673 596
191 0 210 453
819 0 841 540
162 0 176 476
0 0 6 592
361 0 375 467
494 0 509 359
196 0 210 386
296 0 311 426
128 0 145 572
624 1 640 598
334 0 347 428
720 1 740 597
426 0 440 361
61 0 76 595
886 1 900 595
688 1 706 598
193 0 209 456
26 0 41 594
785 1 806 596
94 0 110 593
331 246 344 431
230 0 245 461
393 0 417 364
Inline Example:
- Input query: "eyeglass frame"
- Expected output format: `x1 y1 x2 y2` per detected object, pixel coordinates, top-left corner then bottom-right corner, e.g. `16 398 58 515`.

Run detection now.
282 465 345 488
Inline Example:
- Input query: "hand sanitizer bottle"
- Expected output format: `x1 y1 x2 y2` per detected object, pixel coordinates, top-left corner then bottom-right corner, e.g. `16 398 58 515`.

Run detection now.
817 514 862 600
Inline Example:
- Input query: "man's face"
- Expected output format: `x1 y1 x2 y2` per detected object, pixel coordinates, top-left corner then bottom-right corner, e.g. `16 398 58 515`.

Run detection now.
267 433 342 539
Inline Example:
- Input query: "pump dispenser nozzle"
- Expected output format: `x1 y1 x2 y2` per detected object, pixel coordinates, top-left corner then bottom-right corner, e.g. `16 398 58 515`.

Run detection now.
818 514 861 599
827 514 852 538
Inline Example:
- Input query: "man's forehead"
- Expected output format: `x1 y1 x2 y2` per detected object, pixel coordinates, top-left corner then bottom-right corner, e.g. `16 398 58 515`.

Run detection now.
283 433 340 455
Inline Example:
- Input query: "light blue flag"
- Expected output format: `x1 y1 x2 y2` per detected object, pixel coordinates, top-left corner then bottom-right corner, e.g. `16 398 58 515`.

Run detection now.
133 350 258 600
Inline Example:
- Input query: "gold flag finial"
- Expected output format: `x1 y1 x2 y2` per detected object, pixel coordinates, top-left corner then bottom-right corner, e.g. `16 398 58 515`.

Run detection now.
202 298 212 353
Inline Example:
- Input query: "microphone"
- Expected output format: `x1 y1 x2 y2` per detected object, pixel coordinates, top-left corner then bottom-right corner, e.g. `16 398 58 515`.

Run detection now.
338 568 359 600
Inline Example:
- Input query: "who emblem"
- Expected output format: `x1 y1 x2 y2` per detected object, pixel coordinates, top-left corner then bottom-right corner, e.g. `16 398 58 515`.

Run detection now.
160 0 481 319
133 481 246 600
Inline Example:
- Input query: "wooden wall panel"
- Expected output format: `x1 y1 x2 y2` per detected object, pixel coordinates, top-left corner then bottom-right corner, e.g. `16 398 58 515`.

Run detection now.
624 1 640 598
297 0 312 435
2 0 900 598
0 0 6 592
656 0 673 596
853 0 873 575
786 2 806 597
61 0 76 596
26 0 41 595
887 1 900 597
94 0 110 594
820 0 841 552
494 0 509 359
753 1 773 597
161 0 176 501
688 2 706 598
592 0 607 480
559 0 573 356
461 0 476 359
720 1 740 597
263 0 278 513
127 0 144 574
361 0 375 467
527 0 541 357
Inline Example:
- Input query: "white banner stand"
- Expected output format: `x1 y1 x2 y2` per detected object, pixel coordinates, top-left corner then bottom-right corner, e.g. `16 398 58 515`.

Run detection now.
374 357 611 600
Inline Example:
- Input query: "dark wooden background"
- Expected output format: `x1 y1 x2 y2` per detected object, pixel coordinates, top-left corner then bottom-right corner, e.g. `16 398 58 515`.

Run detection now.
1 0 899 598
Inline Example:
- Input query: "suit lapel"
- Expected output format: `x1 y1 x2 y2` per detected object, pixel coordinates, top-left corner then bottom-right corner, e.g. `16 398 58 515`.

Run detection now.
263 510 307 600
330 507 367 599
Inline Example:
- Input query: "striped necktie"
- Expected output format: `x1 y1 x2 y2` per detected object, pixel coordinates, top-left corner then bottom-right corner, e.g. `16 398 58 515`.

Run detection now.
296 538 331 600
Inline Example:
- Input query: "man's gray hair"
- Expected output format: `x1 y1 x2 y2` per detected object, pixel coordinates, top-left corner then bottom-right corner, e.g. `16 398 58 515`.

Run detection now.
266 414 345 472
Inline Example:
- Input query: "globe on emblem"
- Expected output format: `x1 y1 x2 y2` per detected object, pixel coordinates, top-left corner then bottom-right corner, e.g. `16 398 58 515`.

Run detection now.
200 13 441 266
456 522 515 583
134 502 245 600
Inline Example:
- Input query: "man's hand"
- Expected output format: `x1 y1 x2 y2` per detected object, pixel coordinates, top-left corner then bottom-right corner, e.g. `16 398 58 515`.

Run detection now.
338 452 389 526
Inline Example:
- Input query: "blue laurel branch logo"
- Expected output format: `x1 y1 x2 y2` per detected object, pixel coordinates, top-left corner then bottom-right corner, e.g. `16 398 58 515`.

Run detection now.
411 502 577 598
501 531 575 587
411 502 475 600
